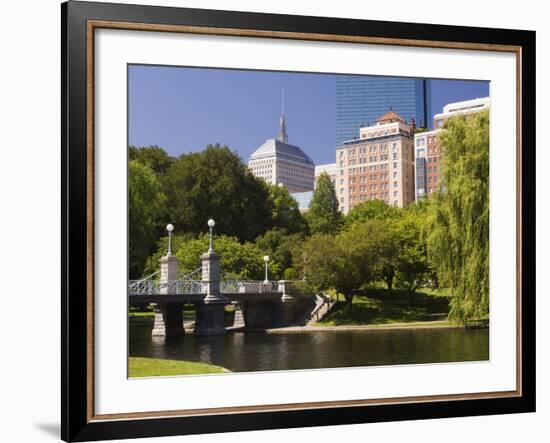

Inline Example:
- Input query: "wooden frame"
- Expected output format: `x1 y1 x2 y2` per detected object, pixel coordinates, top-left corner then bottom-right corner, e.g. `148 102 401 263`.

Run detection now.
62 1 536 441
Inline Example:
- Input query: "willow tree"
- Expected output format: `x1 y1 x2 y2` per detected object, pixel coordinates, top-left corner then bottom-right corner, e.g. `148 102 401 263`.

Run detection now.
427 110 489 323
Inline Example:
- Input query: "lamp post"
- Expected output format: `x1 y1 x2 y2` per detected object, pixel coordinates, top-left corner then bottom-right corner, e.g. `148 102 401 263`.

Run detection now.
166 223 174 256
263 255 270 283
207 218 215 253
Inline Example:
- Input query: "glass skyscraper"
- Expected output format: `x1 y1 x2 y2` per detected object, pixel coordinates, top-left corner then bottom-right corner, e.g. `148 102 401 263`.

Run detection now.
336 76 432 145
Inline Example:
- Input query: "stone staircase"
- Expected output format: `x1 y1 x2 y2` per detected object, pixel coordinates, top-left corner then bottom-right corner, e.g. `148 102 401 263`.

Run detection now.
305 294 336 326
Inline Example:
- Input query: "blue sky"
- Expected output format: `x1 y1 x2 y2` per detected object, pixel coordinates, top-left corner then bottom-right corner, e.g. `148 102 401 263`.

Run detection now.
128 65 489 165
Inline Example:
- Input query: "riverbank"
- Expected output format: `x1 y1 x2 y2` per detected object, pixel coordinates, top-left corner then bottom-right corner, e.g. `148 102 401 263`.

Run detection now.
318 288 452 327
265 320 459 333
129 357 230 377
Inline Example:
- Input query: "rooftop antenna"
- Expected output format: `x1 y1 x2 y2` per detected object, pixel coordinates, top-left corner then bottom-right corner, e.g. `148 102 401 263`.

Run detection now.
277 87 288 142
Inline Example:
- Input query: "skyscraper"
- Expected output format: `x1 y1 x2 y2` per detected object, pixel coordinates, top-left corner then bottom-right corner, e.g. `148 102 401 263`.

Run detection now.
249 102 315 193
336 76 432 145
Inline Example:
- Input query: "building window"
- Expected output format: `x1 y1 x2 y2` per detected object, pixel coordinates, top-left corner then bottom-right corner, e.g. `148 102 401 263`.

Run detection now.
393 181 398 188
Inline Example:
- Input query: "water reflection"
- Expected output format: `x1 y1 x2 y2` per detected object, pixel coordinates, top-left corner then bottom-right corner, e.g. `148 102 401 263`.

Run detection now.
130 321 489 373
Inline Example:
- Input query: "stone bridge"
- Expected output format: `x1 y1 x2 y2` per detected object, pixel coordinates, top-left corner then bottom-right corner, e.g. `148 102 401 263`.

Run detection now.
129 222 322 336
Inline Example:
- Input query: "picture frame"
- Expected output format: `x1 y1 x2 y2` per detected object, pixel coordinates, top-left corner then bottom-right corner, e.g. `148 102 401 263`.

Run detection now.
61 1 536 441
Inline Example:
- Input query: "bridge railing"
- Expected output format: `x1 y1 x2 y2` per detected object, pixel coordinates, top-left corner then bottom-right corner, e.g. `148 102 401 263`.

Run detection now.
129 279 281 296
128 279 204 295
220 280 279 294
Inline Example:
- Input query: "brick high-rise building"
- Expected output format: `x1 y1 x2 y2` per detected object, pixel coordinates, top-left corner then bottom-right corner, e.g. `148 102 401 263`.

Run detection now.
335 110 416 214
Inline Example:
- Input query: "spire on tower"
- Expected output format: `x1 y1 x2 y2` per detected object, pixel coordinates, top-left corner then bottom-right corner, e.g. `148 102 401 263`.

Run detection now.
277 88 288 142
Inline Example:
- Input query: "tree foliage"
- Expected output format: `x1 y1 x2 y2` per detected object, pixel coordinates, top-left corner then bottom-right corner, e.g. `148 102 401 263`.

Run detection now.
267 184 308 234
162 144 273 242
147 234 277 281
427 110 490 323
128 160 166 278
344 199 401 227
394 212 431 304
306 173 341 234
297 224 380 305
129 145 175 176
255 228 306 280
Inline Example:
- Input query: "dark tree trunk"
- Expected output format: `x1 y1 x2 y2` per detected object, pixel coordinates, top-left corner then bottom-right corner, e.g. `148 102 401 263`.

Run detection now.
384 269 395 291
409 285 419 307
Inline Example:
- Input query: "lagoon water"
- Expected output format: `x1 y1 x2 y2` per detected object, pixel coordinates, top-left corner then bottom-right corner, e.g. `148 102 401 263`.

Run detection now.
129 321 489 373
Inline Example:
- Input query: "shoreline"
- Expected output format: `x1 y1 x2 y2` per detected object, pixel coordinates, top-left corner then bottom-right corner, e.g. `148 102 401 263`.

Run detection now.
260 321 477 334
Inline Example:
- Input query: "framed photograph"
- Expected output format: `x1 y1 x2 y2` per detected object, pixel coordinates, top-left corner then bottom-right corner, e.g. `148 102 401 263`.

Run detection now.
62 1 535 441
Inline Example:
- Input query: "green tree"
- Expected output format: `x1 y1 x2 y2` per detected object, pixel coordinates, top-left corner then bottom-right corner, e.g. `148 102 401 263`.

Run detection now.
129 145 175 176
297 234 352 304
255 228 305 280
427 110 490 323
344 199 401 228
162 144 273 242
146 234 277 281
267 184 308 234
297 227 378 306
306 173 341 234
342 220 399 291
394 214 431 305
128 160 167 278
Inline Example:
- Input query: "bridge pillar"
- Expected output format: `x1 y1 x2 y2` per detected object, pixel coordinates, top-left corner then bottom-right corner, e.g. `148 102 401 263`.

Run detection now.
242 301 275 329
152 303 184 338
153 253 185 337
232 303 246 328
194 251 229 336
272 280 300 326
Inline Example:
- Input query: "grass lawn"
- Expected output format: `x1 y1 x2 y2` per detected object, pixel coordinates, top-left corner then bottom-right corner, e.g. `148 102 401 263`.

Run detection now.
128 311 155 318
319 288 452 326
129 357 229 377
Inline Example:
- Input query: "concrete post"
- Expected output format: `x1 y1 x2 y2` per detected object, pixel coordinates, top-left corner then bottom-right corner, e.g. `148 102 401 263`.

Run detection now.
232 303 246 328
194 251 229 336
152 254 184 337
